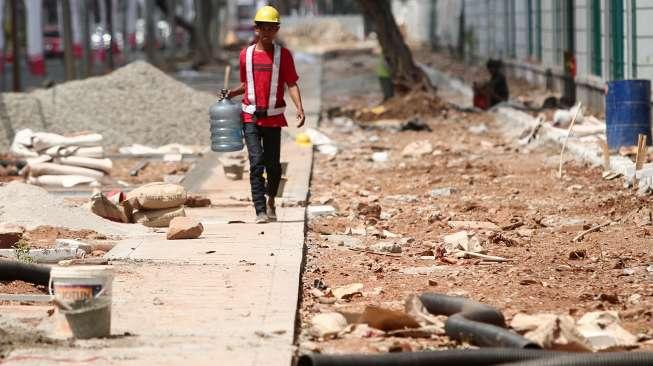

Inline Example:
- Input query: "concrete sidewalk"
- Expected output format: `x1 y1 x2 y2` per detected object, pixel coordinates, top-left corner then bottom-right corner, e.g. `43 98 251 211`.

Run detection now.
4 57 320 366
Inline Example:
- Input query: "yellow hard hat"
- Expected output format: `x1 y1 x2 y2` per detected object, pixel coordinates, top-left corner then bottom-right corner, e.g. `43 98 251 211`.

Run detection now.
254 5 281 24
295 132 311 146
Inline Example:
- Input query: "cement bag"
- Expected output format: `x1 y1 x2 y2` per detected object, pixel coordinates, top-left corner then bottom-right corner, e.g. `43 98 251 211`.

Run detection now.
44 146 104 158
58 156 113 174
29 162 105 179
28 175 98 188
133 206 186 227
32 132 103 151
127 182 187 210
89 192 133 223
10 129 38 157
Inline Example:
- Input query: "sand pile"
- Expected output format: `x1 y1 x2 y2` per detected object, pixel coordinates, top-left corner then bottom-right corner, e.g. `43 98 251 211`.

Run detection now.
0 182 147 236
0 61 215 151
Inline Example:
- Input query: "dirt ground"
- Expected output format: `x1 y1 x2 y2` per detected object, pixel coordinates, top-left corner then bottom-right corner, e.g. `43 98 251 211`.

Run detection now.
103 159 192 186
297 53 653 354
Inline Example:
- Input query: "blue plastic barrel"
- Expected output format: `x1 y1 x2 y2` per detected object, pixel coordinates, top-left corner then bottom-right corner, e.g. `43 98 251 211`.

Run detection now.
605 79 652 149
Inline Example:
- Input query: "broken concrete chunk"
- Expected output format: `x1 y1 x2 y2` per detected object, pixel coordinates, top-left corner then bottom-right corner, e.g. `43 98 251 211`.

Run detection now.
307 205 337 218
310 312 348 339
511 313 592 351
167 217 204 240
576 311 638 351
323 235 363 249
468 124 489 134
401 140 433 158
55 239 93 254
331 283 364 300
370 241 402 253
443 231 485 254
372 151 389 162
430 187 456 198
0 223 25 249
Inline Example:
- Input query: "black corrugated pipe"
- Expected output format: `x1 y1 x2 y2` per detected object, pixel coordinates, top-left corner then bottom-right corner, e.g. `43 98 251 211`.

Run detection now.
498 352 653 366
297 348 562 366
0 259 51 286
420 293 539 348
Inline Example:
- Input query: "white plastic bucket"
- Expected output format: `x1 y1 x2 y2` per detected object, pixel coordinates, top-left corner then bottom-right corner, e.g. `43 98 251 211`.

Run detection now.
49 266 114 339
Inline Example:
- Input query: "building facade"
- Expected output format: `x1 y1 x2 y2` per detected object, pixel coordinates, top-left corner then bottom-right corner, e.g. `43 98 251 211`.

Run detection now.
393 0 653 112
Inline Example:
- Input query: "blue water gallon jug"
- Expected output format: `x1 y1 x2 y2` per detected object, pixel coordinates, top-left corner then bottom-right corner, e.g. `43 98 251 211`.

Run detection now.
605 79 652 149
209 89 244 152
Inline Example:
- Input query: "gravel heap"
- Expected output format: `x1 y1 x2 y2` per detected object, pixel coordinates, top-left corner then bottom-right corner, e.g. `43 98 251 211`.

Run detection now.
0 182 147 236
0 61 216 151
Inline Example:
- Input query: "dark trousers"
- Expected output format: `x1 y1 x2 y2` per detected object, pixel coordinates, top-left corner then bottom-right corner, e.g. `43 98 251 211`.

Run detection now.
243 123 282 214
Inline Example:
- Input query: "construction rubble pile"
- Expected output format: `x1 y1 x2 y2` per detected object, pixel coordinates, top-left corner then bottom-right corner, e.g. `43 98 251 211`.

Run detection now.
298 54 653 355
0 61 215 151
10 128 110 188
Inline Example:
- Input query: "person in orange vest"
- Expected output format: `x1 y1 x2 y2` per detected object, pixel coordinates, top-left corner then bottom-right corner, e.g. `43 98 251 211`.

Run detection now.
226 5 305 224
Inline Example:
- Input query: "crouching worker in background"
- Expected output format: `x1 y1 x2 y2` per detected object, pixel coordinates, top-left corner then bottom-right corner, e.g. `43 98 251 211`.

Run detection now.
473 59 509 110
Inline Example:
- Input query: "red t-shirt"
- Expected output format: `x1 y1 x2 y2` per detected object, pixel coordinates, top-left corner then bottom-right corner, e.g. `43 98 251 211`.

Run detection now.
239 46 299 127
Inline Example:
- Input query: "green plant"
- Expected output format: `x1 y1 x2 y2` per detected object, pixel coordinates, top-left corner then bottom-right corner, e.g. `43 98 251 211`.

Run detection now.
12 239 33 263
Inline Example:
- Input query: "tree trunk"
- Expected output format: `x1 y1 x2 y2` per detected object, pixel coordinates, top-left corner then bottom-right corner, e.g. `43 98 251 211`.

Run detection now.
357 0 434 94
191 0 214 68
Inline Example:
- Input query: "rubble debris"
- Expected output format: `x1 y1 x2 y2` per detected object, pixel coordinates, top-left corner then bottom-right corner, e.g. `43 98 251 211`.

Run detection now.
331 283 364 300
309 312 348 339
511 311 638 352
323 235 363 249
511 313 592 351
430 187 456 198
401 140 434 158
354 90 446 122
0 247 84 263
468 124 489 135
443 231 485 255
370 241 402 254
552 105 584 128
576 311 638 351
356 202 382 220
55 239 93 254
372 151 390 162
0 224 25 249
185 194 212 208
358 305 420 332
305 128 339 156
167 217 204 240
308 205 337 218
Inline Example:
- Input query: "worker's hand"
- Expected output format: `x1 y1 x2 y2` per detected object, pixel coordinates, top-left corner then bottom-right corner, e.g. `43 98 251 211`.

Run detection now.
296 109 306 128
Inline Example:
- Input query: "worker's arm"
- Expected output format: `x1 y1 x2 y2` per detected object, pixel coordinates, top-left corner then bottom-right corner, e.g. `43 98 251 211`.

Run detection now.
288 83 305 128
225 83 246 99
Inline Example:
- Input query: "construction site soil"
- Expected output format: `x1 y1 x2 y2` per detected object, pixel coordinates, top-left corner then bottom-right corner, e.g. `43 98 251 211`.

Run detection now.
297 53 653 354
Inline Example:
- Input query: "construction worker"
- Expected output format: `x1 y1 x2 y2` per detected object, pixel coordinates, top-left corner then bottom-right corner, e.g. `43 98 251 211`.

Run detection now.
226 5 305 224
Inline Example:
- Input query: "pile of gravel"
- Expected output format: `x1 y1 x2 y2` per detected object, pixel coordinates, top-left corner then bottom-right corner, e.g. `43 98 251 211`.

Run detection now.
0 182 147 236
0 61 216 151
